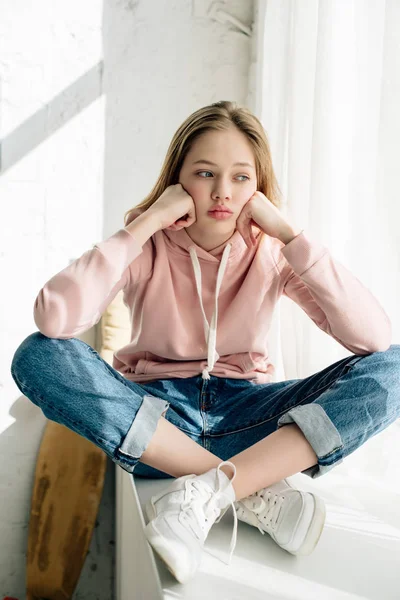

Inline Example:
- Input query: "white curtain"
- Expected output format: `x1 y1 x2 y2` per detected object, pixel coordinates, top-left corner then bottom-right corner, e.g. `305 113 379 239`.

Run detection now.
253 0 400 487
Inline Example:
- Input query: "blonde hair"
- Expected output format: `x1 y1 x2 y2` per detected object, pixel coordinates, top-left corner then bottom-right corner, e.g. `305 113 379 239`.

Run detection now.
124 100 282 227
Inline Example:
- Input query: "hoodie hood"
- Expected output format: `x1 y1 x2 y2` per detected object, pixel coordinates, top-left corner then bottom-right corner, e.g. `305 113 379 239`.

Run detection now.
163 226 250 261
127 206 255 261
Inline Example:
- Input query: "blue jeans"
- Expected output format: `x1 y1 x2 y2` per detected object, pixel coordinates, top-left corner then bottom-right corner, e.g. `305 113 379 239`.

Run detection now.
10 332 400 480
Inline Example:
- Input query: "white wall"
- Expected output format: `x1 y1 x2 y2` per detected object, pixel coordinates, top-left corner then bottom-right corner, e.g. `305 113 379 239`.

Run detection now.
0 0 254 595
101 0 255 238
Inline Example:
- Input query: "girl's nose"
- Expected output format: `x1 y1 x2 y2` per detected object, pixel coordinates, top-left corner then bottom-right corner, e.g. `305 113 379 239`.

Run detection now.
212 180 232 201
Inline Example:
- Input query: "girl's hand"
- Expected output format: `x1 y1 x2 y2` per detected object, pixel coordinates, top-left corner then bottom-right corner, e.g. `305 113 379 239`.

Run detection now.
236 191 302 248
147 184 197 231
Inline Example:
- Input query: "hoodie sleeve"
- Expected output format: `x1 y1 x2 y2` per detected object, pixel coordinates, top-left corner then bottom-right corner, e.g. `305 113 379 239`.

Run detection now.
276 230 392 355
33 228 144 339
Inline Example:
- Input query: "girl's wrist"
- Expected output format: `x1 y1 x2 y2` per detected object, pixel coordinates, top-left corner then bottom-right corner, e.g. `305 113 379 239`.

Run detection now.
124 211 160 245
278 226 303 245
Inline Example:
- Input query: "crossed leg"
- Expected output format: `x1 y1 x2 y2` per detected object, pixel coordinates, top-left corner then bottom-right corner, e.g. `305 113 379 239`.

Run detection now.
141 344 400 500
141 416 317 501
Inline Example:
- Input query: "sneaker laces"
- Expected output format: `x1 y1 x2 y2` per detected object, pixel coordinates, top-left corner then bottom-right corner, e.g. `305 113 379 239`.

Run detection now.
181 461 238 566
239 488 285 534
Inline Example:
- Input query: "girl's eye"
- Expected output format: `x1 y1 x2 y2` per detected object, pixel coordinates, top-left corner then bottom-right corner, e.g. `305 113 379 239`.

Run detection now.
196 171 250 182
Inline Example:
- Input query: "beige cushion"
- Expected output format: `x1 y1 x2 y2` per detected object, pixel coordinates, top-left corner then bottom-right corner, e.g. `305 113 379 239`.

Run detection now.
98 290 131 365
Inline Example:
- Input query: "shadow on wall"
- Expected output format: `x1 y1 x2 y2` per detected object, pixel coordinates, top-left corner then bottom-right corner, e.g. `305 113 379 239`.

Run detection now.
0 62 103 175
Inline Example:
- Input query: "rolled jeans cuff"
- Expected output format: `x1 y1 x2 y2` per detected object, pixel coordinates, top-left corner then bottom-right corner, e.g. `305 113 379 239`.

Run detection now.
114 395 170 473
277 404 344 479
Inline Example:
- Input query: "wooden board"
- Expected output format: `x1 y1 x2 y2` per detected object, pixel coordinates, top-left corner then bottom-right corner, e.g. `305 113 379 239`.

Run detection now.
26 420 107 600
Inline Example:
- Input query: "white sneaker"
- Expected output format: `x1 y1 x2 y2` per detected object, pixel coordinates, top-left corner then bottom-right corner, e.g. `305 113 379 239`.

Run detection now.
144 461 238 583
235 478 326 556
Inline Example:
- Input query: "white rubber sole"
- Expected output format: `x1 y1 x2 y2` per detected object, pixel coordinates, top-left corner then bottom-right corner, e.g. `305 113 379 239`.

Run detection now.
282 494 327 556
237 493 327 557
144 500 193 584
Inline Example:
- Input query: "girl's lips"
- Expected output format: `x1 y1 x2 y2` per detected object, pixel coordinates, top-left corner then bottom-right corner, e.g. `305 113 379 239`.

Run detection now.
208 211 233 220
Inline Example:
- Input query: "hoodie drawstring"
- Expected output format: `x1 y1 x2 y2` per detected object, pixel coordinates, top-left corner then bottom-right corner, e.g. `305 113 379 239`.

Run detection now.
189 244 232 380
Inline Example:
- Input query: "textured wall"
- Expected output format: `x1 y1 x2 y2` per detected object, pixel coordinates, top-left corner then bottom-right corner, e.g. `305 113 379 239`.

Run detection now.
0 0 254 596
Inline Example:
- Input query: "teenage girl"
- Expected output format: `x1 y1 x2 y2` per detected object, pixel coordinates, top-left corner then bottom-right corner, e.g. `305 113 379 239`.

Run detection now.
11 101 399 584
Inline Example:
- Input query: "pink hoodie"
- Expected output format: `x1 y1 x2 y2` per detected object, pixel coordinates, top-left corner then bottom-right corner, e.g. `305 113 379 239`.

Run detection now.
34 213 392 384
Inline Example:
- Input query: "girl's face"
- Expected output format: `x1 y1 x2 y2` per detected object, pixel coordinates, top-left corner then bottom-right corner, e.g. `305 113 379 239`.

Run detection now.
178 126 258 250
